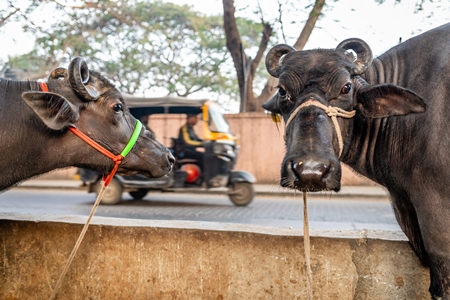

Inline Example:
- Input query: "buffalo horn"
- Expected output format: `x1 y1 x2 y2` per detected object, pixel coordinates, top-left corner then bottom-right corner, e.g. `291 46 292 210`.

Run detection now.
336 38 373 75
68 57 99 101
265 44 296 78
47 67 67 80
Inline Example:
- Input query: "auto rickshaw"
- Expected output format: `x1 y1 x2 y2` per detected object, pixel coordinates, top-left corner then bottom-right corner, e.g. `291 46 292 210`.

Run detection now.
79 95 256 206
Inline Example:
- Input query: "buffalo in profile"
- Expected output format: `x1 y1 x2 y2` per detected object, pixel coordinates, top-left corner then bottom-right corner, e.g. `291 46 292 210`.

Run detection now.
263 23 450 299
0 57 174 191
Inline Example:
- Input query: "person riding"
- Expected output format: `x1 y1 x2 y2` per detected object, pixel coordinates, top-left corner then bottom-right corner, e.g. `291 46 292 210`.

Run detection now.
177 113 204 170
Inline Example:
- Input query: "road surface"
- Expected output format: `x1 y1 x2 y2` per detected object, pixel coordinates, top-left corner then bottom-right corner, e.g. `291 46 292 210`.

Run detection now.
0 188 401 231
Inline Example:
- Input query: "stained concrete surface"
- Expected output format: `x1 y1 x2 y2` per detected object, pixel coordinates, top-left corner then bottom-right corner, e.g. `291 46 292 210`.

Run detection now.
0 215 430 300
2 182 427 299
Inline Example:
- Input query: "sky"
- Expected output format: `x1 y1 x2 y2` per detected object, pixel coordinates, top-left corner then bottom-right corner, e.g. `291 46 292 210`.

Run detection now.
1 0 449 60
167 0 449 55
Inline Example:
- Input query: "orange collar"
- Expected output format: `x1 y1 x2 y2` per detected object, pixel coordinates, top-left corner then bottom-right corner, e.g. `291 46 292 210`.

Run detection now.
40 82 49 92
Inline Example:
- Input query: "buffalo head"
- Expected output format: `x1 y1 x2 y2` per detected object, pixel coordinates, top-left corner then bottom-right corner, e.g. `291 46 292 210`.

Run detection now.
21 57 174 178
262 39 426 192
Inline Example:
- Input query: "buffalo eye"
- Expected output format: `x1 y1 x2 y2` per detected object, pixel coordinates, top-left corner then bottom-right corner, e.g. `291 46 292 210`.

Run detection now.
278 87 293 102
341 83 352 94
113 103 123 113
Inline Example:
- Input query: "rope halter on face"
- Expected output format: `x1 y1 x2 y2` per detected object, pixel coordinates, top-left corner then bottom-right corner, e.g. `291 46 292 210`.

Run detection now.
67 121 142 186
284 99 356 158
39 82 142 186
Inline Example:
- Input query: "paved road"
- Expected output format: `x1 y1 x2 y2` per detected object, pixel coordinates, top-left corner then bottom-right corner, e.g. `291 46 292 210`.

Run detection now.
0 188 401 231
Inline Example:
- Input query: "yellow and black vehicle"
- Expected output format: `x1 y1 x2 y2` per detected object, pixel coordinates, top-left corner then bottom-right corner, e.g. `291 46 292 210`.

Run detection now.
79 96 256 206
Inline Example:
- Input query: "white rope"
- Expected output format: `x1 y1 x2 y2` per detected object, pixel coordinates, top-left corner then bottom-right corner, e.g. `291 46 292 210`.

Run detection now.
284 100 356 157
303 191 313 300
48 182 108 300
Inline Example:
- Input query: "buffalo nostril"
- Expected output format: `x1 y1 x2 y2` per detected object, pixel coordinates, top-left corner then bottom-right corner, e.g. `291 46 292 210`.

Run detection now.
292 160 331 184
168 154 175 165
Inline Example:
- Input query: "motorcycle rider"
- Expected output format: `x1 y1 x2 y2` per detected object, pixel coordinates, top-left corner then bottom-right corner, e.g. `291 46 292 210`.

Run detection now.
177 113 204 171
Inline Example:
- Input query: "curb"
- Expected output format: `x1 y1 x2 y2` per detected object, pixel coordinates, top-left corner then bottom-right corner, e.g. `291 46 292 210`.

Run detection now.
15 180 389 199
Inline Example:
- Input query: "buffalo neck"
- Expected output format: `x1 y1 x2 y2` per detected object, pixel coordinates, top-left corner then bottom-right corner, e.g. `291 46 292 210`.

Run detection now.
342 49 432 188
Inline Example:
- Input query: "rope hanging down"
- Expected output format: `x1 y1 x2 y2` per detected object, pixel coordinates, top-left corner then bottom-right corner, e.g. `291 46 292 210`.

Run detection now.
48 185 108 300
48 116 141 299
281 99 355 299
303 191 313 300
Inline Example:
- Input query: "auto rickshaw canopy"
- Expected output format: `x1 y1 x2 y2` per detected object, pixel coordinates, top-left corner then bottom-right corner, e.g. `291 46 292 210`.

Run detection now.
124 95 210 118
123 94 234 141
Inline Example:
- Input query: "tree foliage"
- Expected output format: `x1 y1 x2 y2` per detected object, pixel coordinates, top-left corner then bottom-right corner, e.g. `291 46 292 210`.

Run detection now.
2 0 328 111
4 0 262 105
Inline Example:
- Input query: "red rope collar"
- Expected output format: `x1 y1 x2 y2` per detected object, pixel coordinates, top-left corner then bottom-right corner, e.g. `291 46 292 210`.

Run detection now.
40 82 123 186
40 82 49 92
68 127 124 186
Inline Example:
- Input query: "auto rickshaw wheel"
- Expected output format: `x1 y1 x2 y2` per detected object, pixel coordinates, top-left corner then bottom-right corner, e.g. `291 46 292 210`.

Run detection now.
129 189 149 200
228 182 254 206
93 178 123 205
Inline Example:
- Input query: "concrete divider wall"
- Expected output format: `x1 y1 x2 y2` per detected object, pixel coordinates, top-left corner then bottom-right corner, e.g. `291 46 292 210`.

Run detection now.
0 216 430 299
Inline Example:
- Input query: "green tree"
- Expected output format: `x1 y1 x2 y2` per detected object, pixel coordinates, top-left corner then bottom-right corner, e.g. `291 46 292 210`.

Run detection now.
2 0 327 109
3 0 243 104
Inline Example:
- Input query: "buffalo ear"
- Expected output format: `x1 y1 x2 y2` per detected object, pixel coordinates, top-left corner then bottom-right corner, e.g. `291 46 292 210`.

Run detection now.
356 84 426 118
22 91 80 130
